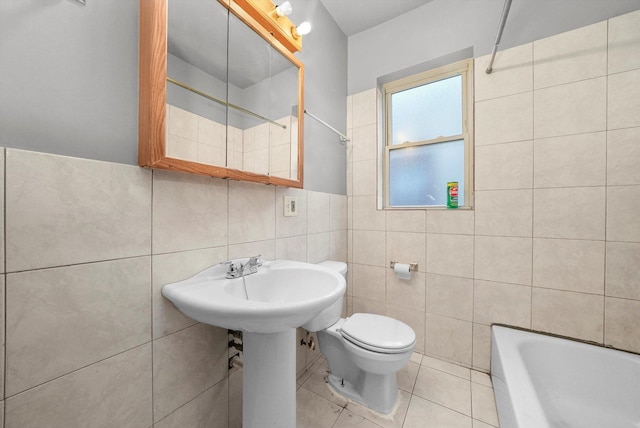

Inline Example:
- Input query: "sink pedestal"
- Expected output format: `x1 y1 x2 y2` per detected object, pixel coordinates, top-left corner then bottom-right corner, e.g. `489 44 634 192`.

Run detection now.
243 329 296 428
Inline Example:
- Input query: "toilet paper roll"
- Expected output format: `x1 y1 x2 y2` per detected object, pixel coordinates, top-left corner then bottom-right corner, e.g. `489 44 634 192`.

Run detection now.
394 263 412 280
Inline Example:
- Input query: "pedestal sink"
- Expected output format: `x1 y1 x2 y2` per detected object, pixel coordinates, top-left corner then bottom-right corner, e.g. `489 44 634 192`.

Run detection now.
162 259 346 428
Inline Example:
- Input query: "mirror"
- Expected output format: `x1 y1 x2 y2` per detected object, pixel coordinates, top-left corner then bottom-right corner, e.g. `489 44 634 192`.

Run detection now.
139 0 304 188
165 0 228 167
227 10 300 180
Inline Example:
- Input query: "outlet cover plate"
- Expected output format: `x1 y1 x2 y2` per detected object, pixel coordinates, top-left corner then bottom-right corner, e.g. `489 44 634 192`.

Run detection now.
284 195 297 217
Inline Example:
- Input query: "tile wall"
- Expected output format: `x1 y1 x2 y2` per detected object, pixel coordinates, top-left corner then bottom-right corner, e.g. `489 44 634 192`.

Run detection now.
166 104 296 178
346 9 640 372
0 148 347 427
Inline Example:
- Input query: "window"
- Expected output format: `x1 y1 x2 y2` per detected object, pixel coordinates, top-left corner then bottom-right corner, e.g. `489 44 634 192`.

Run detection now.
383 60 473 208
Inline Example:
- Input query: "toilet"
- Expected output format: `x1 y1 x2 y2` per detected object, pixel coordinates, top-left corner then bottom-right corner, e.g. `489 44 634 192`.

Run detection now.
313 261 416 414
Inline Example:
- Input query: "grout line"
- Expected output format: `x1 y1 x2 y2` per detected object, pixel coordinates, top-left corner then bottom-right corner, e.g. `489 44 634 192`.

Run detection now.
4 254 153 276
225 176 231 427
3 342 151 401
150 170 155 425
153 380 226 426
3 147 6 417
530 42 536 332
603 18 610 346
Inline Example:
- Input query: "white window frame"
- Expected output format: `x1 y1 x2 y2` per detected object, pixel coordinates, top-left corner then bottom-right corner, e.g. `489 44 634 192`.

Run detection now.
382 59 474 209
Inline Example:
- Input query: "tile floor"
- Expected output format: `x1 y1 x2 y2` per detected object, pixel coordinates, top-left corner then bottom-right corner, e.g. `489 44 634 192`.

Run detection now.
296 353 499 428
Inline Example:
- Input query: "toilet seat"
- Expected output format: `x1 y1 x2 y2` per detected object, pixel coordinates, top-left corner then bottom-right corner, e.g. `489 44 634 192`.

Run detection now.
340 313 416 354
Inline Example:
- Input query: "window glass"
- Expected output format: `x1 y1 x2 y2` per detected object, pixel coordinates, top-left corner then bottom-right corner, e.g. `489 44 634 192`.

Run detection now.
383 60 472 209
388 140 464 207
390 75 462 145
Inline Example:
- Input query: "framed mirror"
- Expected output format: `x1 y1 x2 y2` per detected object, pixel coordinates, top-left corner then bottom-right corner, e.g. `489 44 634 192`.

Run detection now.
139 0 304 188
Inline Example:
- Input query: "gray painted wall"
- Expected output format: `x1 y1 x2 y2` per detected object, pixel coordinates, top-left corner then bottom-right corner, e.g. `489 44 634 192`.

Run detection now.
0 0 139 164
0 0 348 194
291 0 348 194
6 1 638 194
348 0 640 94
167 53 228 126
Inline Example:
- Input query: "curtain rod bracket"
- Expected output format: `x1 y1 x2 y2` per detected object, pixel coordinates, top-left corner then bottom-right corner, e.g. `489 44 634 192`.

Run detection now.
304 109 350 145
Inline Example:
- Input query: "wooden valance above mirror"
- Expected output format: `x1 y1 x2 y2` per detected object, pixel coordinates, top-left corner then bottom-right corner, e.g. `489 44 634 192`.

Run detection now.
138 0 305 188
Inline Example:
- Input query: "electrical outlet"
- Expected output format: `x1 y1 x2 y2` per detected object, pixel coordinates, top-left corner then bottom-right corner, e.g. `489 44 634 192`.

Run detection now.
283 195 297 217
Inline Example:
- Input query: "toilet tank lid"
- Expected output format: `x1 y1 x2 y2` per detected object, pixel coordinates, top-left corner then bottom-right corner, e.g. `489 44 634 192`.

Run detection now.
317 261 347 276
341 313 416 351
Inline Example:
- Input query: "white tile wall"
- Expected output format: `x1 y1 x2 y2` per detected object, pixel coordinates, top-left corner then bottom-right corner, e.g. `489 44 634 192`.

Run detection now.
5 149 152 272
607 127 640 185
425 314 473 366
604 297 640 351
608 68 640 129
534 77 607 138
474 189 533 237
531 288 604 343
533 21 607 89
607 185 640 242
474 236 532 286
152 324 228 421
347 10 640 370
5 344 153 428
152 247 227 339
533 187 606 240
6 257 151 396
473 280 532 329
427 234 474 279
1 147 347 426
426 274 473 321
536 134 607 189
606 242 640 300
474 140 533 190
167 105 297 179
474 43 533 101
152 170 228 254
532 238 605 294
154 379 228 428
228 180 276 244
608 9 640 74
475 92 533 145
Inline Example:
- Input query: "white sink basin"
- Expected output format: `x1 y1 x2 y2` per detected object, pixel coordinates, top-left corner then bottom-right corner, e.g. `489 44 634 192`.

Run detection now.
162 259 346 333
163 258 346 427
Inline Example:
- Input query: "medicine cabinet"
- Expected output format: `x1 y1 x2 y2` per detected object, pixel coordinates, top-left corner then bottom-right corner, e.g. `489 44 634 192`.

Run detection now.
139 0 305 188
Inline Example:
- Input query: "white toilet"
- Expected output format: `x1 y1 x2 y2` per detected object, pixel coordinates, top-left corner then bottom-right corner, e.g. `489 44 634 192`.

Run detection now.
312 261 416 414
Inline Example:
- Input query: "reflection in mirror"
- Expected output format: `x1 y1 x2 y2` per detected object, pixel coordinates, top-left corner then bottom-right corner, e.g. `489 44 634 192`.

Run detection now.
139 0 304 187
227 11 300 180
166 0 228 167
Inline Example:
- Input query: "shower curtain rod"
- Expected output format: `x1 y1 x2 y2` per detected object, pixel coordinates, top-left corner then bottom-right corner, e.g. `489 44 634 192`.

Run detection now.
486 0 513 74
166 77 287 129
304 110 350 144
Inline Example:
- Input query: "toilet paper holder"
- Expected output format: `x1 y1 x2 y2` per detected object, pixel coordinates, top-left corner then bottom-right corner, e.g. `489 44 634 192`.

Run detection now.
389 261 419 272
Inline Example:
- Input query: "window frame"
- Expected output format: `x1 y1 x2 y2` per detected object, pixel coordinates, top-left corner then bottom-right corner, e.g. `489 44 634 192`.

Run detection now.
382 59 474 209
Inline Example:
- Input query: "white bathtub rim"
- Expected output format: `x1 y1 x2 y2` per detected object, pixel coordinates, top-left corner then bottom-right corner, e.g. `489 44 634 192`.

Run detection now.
491 324 640 428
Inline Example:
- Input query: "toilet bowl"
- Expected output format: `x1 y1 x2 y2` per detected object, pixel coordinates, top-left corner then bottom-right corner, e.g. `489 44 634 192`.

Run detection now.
314 261 416 414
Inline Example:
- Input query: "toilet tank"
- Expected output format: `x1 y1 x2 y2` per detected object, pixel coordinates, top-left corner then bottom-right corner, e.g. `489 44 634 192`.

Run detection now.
317 261 347 277
301 261 347 332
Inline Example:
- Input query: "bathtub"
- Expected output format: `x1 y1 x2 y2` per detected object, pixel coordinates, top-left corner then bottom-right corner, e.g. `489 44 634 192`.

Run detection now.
491 325 640 428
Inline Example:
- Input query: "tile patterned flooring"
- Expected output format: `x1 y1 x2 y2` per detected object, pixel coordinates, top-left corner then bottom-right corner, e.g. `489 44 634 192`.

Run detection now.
296 353 500 428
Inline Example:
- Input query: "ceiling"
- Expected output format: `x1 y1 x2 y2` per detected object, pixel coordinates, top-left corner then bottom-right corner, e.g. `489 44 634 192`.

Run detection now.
319 0 435 36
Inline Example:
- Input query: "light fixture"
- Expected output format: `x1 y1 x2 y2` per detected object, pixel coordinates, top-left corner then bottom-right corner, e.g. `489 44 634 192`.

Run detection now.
275 1 293 17
292 21 311 38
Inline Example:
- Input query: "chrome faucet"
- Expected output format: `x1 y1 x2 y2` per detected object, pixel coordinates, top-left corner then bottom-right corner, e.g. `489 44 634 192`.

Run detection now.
225 255 262 279
245 255 262 272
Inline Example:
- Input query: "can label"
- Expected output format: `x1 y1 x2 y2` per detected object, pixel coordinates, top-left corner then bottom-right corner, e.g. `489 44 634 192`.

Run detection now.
447 182 458 208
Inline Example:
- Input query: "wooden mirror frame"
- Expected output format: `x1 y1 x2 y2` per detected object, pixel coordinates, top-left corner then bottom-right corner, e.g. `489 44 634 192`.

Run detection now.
139 0 304 188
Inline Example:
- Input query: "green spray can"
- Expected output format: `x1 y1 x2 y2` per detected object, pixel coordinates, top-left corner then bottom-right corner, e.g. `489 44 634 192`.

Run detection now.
447 182 458 209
